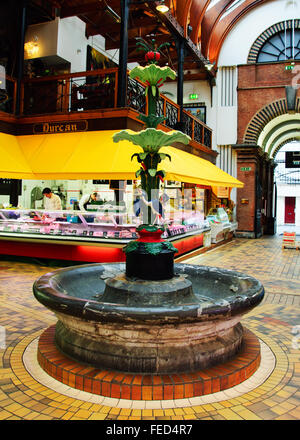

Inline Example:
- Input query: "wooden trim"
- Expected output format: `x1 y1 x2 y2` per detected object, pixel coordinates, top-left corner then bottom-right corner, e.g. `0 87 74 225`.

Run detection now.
190 139 218 157
182 108 212 131
62 80 70 113
191 118 195 140
114 71 118 108
16 107 141 125
13 80 17 115
22 68 119 84
0 111 17 123
5 75 16 83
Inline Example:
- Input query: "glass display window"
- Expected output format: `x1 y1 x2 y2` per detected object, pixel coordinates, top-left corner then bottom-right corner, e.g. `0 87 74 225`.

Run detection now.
0 179 211 242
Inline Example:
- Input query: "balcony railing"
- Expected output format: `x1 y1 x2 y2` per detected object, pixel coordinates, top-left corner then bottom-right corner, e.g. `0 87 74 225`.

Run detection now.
0 75 17 115
1 68 212 148
21 68 118 115
182 110 212 148
275 170 300 184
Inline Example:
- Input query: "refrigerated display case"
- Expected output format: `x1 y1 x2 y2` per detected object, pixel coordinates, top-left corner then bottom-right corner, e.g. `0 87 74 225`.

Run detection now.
0 208 210 262
206 207 236 243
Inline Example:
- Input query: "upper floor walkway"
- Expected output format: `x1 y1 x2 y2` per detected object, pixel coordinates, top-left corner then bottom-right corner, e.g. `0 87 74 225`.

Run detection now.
0 68 213 155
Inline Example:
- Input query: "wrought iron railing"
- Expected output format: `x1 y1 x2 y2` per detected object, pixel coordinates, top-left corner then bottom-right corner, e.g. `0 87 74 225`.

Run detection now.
5 68 212 148
182 110 212 148
275 169 300 184
127 76 146 114
0 75 17 114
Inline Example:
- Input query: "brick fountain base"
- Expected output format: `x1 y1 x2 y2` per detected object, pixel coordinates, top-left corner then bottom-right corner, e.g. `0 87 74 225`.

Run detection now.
37 324 261 400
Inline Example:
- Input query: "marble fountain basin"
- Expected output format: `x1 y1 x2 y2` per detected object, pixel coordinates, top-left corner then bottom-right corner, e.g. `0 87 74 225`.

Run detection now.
33 263 264 374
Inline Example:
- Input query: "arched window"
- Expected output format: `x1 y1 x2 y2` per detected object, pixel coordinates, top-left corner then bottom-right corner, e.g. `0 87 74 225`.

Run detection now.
248 20 300 64
258 29 300 62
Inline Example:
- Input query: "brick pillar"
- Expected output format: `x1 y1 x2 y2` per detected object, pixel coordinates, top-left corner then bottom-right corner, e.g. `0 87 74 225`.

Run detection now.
261 153 269 232
232 144 264 238
264 158 276 235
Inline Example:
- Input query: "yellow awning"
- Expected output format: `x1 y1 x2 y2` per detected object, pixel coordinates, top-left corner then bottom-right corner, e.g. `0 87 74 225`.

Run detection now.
160 146 243 188
0 130 243 188
0 133 36 179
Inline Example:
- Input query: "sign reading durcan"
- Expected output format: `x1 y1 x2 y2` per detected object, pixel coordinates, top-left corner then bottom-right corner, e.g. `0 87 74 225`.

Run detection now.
33 120 88 134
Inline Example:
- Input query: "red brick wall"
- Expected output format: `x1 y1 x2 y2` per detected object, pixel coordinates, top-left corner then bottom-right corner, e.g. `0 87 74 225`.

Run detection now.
237 62 300 143
236 154 258 232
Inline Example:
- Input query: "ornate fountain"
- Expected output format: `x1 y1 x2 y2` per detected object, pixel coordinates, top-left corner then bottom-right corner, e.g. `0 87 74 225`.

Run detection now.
33 43 264 389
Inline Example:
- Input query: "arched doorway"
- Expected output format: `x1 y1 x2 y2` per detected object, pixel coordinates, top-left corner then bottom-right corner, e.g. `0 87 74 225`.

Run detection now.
234 108 300 238
273 140 300 235
257 114 300 235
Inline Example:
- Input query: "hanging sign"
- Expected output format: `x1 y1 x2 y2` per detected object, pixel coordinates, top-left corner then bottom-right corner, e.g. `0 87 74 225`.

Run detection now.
216 187 229 198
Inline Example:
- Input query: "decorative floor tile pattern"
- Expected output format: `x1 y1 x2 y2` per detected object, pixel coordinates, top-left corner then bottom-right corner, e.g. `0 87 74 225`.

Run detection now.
0 235 300 419
22 334 275 409
35 325 261 400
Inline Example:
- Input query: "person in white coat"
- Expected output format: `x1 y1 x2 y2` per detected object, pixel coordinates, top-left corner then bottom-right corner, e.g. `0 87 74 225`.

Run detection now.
42 188 62 211
79 192 98 211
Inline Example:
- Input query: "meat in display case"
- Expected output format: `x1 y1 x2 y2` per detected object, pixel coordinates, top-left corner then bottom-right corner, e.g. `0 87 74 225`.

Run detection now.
0 209 139 241
0 208 209 243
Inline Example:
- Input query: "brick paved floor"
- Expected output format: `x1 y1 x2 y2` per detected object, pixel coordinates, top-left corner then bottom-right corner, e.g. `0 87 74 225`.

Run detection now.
0 235 300 420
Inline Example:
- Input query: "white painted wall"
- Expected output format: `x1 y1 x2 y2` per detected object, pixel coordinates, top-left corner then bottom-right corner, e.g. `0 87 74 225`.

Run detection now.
25 17 121 73
275 142 300 227
159 80 212 109
277 185 300 226
24 18 59 60
57 17 121 72
57 17 87 73
208 0 300 185
217 0 300 66
161 79 218 149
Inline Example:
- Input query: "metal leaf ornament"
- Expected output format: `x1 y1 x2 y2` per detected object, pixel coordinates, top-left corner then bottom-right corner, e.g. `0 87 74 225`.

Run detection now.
112 40 190 228
113 129 190 153
129 64 176 98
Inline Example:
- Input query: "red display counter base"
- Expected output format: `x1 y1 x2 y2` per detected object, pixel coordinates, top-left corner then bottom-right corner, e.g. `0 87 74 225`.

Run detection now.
0 232 206 263
0 239 125 263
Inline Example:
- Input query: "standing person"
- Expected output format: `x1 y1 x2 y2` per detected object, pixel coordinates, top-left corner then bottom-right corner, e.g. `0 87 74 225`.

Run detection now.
42 187 62 211
79 192 98 211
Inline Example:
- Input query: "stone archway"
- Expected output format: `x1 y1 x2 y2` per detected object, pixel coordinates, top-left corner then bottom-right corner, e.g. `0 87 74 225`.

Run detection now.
235 111 300 238
243 99 289 145
235 25 300 238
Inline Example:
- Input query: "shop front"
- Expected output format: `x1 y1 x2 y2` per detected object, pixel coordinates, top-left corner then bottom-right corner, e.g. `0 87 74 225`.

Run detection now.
0 130 243 262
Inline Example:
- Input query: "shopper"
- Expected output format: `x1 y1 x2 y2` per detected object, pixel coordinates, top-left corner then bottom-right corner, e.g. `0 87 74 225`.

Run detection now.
79 192 98 211
42 188 62 211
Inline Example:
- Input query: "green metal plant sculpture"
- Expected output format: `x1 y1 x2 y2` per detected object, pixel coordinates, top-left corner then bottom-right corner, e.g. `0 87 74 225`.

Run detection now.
112 39 190 259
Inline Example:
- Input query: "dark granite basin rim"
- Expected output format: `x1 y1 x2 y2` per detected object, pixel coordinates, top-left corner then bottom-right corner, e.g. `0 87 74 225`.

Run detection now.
33 263 264 324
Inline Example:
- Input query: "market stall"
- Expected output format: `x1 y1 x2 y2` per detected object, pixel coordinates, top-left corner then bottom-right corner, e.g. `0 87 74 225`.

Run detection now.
0 130 243 262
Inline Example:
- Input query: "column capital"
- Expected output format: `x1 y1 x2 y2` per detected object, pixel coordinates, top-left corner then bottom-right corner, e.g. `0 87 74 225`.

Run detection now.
232 143 262 153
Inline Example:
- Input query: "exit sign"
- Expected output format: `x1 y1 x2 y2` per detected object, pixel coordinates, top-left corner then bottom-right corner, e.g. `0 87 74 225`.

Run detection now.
285 64 294 70
189 93 198 100
240 167 252 171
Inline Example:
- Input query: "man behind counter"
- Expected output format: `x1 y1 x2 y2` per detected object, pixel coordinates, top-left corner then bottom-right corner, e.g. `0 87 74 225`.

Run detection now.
42 188 62 211
79 192 99 211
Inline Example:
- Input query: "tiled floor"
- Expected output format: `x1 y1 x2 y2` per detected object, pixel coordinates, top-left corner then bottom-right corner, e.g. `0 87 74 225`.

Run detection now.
0 235 300 420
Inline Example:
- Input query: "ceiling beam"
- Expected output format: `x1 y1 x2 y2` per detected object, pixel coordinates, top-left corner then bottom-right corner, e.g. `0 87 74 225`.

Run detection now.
60 1 104 18
147 3 216 78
